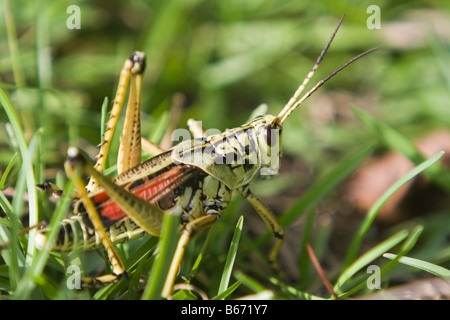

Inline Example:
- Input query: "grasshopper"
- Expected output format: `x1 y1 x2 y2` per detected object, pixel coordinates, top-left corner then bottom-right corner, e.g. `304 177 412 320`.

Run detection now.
34 15 376 298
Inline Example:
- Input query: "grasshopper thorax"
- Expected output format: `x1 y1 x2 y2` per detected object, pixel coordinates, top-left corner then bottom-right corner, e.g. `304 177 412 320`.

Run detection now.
172 113 282 190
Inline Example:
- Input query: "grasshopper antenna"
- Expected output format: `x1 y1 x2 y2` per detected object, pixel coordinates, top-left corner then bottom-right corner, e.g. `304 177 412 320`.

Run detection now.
278 15 378 125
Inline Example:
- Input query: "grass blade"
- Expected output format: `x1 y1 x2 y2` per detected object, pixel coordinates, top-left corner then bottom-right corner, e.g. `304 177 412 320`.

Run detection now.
339 225 424 298
212 280 241 300
234 271 266 293
343 151 445 268
13 179 73 299
0 88 40 292
383 253 450 280
141 213 179 300
0 153 18 189
270 276 325 300
189 226 215 277
334 230 409 295
217 215 244 297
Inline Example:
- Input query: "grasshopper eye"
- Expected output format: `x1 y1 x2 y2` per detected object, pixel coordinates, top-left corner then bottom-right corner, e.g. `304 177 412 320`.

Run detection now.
264 124 279 147
264 118 282 147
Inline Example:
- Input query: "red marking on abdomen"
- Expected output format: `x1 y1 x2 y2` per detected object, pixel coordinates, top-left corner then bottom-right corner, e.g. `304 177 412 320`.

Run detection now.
91 165 196 222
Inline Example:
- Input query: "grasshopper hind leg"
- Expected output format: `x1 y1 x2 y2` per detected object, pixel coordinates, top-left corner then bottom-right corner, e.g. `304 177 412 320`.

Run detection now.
87 51 146 192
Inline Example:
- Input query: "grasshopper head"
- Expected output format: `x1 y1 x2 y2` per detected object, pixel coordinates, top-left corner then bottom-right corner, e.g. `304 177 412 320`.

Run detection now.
251 114 282 176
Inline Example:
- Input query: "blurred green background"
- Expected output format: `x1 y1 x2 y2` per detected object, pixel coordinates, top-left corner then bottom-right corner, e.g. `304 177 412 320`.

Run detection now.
1 0 449 169
1 0 449 299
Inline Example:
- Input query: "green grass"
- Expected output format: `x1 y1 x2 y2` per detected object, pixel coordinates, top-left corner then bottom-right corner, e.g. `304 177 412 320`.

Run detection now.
1 1 450 300
383 253 450 280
